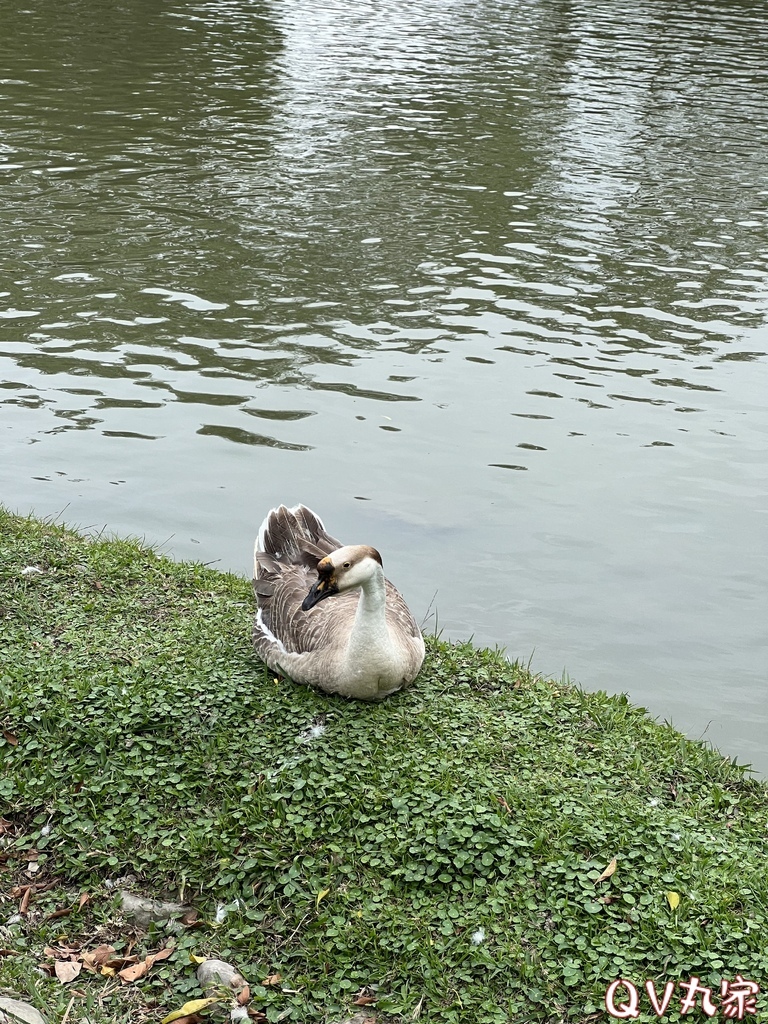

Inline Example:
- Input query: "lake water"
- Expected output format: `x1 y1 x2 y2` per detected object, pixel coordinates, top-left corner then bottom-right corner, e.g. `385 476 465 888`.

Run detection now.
2 0 767 771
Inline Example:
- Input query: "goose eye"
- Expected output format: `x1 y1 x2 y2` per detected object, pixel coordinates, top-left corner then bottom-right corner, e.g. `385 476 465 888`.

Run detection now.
343 561 351 569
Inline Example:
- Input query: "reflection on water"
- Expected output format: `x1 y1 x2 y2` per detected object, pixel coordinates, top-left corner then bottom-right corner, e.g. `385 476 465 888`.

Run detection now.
2 0 767 770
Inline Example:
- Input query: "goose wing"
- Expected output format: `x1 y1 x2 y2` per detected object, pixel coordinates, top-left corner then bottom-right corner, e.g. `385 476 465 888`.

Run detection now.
255 570 420 659
384 580 423 640
254 563 358 656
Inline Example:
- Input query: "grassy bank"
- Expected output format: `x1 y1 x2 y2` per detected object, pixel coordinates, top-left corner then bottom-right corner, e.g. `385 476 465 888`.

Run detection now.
1 509 767 1024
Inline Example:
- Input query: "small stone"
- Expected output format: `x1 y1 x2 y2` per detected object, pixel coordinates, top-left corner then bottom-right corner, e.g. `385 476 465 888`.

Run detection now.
120 891 193 929
0 996 48 1024
197 958 247 991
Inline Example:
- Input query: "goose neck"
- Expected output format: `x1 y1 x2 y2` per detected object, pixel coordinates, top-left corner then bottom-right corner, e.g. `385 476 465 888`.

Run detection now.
357 563 387 615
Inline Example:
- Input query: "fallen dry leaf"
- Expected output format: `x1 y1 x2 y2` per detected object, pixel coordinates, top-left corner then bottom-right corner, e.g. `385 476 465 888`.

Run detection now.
19 886 32 915
2 730 18 746
45 906 73 922
237 985 251 1006
353 994 378 1005
119 961 149 984
55 960 82 984
161 997 218 1023
119 944 174 983
78 893 90 911
594 857 618 884
44 944 81 958
105 955 138 970
0 949 20 958
81 948 107 974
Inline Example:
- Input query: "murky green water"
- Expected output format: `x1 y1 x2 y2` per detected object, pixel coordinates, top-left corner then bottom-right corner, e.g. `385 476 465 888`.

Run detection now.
2 0 767 770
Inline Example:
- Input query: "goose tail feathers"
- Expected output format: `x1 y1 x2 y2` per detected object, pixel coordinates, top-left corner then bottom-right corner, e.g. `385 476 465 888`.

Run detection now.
254 504 341 577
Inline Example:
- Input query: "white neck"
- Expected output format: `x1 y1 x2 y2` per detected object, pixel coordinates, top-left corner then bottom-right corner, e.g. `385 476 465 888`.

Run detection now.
357 562 387 614
346 563 392 657
333 561 418 699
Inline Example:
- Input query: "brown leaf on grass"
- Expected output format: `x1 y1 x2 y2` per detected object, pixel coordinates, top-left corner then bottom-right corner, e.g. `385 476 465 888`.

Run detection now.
353 994 378 1005
81 945 124 973
0 948 20 958
55 960 82 984
261 973 281 987
119 961 149 984
12 879 60 899
119 944 174 983
594 857 618 884
105 955 139 970
44 944 81 959
91 944 116 966
78 893 90 911
2 730 18 746
46 905 76 921
18 886 32 915
150 945 175 964
236 985 251 1006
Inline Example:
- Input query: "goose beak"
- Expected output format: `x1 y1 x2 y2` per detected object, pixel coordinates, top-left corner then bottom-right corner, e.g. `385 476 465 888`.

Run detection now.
301 576 338 611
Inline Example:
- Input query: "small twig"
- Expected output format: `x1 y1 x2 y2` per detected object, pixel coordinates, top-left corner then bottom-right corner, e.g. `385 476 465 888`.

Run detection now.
282 911 311 947
99 980 120 1005
61 994 76 1024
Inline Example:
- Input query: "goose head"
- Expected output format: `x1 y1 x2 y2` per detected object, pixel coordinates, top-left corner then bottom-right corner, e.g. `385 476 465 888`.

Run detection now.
301 544 383 610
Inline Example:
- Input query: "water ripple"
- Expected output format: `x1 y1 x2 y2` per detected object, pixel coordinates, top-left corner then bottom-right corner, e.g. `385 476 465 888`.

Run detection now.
2 0 768 769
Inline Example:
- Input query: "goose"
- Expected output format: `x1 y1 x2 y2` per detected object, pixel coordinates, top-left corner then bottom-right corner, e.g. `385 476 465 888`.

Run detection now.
252 504 425 700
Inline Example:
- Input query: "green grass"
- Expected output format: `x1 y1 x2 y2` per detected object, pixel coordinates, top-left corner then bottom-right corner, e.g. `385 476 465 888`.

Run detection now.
1 508 767 1024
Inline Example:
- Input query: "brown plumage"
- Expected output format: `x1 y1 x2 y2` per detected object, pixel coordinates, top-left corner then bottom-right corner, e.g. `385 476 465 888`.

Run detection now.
253 504 425 700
